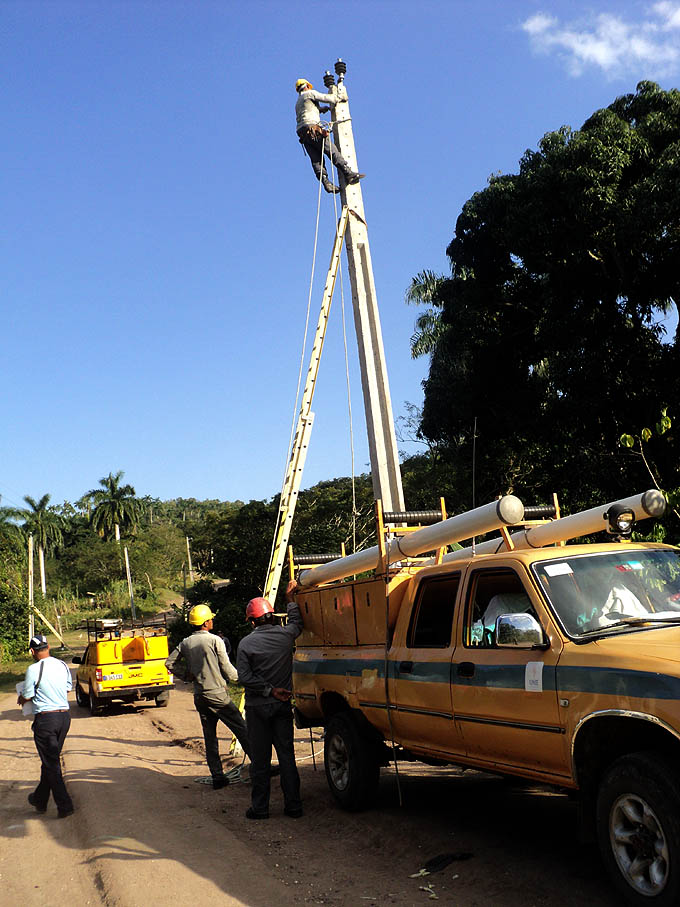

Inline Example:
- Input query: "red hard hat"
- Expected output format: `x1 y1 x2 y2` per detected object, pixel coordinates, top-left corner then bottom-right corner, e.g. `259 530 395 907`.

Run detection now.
246 597 274 620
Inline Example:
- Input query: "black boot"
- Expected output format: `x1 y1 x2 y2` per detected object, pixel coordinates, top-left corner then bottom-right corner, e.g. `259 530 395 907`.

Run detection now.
322 177 340 193
343 171 365 185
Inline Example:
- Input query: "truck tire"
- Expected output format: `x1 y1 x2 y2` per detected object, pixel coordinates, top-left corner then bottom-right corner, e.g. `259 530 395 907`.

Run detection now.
88 687 103 715
75 682 87 708
155 692 170 708
596 751 680 906
324 713 379 811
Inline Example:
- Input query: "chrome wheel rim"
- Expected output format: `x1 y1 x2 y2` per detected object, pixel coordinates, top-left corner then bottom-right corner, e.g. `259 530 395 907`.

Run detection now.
610 793 669 896
327 733 350 791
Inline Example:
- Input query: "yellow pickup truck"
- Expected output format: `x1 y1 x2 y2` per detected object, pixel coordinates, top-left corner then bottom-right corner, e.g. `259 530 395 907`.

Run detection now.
73 618 173 713
292 492 680 906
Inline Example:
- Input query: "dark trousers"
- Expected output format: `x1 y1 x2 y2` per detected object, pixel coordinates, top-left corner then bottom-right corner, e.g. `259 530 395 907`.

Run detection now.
298 129 352 181
246 701 301 816
32 711 73 813
194 693 250 780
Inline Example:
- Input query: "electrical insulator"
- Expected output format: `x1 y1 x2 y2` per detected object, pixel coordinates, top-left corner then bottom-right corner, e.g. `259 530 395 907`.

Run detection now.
323 71 335 88
334 59 347 76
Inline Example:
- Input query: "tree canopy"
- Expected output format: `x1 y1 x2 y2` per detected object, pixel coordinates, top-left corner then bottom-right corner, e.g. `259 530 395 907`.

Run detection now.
415 81 679 511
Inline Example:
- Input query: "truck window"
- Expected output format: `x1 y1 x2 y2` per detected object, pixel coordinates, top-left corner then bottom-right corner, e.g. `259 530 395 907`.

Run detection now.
408 574 460 648
464 568 535 648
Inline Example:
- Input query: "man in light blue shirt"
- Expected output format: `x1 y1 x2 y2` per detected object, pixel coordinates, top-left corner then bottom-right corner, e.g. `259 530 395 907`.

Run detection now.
18 634 74 817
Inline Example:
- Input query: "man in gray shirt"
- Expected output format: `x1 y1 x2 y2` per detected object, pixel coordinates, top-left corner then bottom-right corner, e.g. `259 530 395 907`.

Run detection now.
237 580 303 819
295 77 364 193
166 604 250 789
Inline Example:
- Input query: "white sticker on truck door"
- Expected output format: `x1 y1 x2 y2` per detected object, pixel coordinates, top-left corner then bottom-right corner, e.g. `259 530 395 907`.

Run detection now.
525 661 544 692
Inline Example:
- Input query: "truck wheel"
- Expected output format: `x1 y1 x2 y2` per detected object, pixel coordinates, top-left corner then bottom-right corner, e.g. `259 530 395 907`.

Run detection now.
155 692 170 708
324 713 379 811
75 682 87 707
88 687 103 715
596 751 680 906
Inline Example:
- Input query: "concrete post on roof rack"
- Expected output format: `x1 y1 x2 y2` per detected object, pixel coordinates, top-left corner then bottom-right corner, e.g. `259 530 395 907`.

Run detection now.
439 489 667 563
298 496 524 588
324 59 405 515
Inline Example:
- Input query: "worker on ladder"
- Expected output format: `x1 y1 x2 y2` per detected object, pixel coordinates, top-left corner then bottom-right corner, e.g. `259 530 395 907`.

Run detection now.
295 78 365 193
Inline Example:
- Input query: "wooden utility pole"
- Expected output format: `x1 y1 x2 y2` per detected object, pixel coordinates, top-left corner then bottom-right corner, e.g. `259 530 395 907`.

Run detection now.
325 59 405 513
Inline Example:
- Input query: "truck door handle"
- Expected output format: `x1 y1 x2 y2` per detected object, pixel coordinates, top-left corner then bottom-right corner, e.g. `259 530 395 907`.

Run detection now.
457 662 475 678
399 661 413 673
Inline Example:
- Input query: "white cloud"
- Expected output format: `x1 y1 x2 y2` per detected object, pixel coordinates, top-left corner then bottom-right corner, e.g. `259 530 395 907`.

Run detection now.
522 3 680 78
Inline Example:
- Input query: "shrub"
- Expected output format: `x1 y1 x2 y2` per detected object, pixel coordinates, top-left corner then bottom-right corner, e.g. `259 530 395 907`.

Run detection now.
0 584 29 661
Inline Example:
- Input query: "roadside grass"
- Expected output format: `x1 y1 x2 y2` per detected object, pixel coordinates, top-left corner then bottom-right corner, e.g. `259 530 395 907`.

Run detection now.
0 657 32 695
0 630 81 694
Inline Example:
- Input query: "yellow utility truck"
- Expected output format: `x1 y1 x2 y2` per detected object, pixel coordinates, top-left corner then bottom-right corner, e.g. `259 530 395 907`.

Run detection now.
73 617 173 713
292 490 680 906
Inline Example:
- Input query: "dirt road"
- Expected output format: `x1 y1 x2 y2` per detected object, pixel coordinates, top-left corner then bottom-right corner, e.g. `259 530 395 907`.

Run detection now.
1 679 618 906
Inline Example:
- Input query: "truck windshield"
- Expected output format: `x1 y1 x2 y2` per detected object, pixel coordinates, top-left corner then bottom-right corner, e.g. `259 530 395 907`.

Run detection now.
532 549 680 638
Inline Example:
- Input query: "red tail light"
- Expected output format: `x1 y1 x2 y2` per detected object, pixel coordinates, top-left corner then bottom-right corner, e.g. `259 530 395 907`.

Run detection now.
95 668 102 682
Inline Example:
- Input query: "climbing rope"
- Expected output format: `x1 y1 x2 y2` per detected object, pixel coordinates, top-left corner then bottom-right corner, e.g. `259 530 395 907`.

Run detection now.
267 125 359 583
265 134 327 587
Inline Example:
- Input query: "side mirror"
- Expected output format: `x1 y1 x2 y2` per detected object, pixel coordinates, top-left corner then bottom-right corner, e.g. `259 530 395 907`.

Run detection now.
496 613 546 648
71 655 82 664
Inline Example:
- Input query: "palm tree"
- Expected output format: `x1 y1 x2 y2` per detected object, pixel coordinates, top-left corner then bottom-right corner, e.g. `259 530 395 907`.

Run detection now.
88 471 140 542
19 493 64 596
405 269 448 359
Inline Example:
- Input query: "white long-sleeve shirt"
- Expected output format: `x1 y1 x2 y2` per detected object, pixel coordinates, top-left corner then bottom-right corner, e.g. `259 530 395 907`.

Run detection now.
295 89 336 132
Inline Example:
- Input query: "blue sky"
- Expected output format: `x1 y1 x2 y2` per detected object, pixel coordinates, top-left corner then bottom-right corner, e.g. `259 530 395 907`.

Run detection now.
2 0 679 510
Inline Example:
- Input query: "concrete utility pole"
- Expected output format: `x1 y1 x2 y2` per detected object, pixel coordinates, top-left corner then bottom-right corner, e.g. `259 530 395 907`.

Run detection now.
28 534 35 641
186 536 194 584
325 59 405 513
123 545 137 620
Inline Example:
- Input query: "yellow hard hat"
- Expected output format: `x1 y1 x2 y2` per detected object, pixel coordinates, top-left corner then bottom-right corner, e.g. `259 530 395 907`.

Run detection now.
295 78 312 91
188 604 216 626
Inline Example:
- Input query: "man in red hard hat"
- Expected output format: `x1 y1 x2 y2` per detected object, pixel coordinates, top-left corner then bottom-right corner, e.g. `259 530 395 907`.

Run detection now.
237 580 303 819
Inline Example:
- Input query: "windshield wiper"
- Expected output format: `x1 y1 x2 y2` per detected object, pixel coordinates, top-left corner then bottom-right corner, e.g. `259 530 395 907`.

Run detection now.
579 615 680 636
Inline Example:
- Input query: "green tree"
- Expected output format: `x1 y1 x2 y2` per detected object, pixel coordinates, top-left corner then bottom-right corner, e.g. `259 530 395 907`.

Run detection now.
620 408 680 533
405 270 449 359
415 81 680 513
88 471 141 542
0 499 22 550
19 493 64 597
